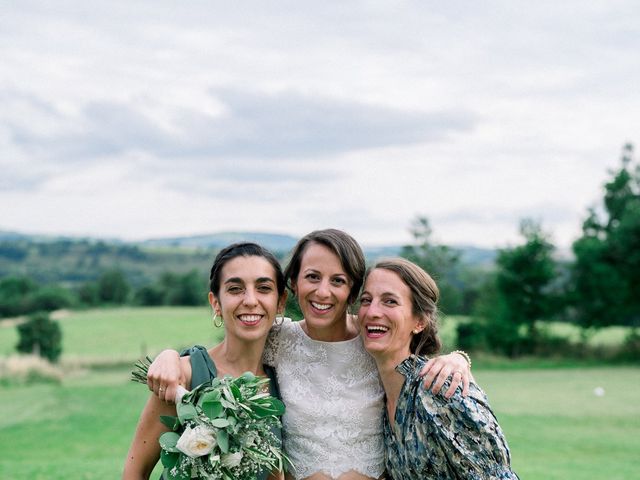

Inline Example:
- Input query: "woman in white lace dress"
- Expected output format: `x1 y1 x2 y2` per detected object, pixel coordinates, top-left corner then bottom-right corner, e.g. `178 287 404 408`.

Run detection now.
148 229 471 480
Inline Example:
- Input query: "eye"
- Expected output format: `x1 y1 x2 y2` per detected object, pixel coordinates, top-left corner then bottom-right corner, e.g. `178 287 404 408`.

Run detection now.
331 277 347 286
257 284 274 293
359 296 371 305
383 298 398 306
305 273 320 281
227 285 243 294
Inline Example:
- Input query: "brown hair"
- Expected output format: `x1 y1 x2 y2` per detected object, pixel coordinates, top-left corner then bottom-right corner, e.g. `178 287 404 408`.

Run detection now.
284 229 365 304
209 242 285 297
366 258 442 356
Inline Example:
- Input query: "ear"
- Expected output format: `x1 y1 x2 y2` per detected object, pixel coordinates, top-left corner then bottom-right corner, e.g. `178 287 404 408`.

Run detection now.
208 291 221 316
412 317 426 335
277 291 288 314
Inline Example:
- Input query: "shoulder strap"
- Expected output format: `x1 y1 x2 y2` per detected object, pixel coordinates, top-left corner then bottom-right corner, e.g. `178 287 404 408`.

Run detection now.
263 364 281 400
180 345 217 389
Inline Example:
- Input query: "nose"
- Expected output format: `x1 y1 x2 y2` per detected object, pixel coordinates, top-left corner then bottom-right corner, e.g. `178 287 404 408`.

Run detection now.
316 279 331 298
243 288 258 307
362 299 382 319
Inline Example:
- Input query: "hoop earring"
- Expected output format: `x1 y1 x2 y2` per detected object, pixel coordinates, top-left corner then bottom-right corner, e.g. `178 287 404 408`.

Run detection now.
213 313 223 328
275 312 284 326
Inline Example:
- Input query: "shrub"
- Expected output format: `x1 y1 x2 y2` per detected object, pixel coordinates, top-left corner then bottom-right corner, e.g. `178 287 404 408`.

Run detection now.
16 312 63 362
456 320 488 352
616 329 640 362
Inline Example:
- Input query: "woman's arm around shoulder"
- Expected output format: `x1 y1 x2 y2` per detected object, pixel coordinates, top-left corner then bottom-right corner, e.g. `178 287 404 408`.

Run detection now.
147 349 191 403
416 380 519 479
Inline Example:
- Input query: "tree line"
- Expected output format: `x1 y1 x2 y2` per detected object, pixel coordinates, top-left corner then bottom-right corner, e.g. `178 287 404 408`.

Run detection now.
4 144 639 362
405 144 639 359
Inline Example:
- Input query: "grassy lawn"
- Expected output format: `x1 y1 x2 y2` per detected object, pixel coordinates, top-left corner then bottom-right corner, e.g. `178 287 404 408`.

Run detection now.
0 307 223 362
0 307 638 479
1 365 637 479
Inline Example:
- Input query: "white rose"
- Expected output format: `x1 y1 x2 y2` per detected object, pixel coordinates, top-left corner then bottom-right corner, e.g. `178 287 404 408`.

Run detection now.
176 425 217 458
221 451 243 468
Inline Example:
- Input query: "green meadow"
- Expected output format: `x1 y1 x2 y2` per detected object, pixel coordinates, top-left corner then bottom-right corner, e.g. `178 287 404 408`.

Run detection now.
0 307 638 479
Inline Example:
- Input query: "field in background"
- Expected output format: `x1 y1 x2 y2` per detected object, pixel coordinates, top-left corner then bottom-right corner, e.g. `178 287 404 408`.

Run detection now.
0 308 629 362
0 307 638 479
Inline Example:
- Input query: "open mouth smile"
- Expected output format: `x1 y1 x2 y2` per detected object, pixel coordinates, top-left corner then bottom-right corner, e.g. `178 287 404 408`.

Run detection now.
365 324 390 338
310 301 332 312
237 314 263 326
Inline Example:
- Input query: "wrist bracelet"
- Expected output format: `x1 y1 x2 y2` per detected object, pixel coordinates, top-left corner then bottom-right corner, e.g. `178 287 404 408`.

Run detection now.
451 350 472 369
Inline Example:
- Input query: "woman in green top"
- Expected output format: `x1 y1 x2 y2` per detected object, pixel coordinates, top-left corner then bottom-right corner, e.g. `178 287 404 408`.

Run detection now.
122 242 288 480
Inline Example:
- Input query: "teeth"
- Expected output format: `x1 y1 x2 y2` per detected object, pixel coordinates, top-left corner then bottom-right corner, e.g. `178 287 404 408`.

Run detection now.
239 314 261 322
311 302 332 310
367 325 389 333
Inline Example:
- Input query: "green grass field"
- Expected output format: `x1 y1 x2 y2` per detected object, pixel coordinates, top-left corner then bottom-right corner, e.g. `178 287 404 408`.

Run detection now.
0 308 638 479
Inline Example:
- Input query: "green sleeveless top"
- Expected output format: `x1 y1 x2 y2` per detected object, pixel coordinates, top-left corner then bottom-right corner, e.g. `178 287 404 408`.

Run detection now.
180 345 282 480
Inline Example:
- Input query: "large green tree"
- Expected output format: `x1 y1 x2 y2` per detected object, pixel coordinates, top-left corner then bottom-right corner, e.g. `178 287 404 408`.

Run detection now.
495 219 559 338
466 219 560 356
572 144 640 329
401 216 463 314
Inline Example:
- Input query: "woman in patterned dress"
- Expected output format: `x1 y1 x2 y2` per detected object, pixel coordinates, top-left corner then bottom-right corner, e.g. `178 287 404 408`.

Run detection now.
359 258 519 480
147 230 473 480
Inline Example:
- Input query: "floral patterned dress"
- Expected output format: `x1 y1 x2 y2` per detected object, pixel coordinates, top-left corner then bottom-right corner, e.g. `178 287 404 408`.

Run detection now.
384 355 519 480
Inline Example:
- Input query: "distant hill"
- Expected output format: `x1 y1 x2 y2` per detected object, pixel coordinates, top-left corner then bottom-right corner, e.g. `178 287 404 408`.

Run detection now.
142 232 299 254
0 229 497 286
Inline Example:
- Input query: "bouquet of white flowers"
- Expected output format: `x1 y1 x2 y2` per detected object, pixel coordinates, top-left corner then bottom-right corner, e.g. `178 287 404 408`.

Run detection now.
132 358 290 480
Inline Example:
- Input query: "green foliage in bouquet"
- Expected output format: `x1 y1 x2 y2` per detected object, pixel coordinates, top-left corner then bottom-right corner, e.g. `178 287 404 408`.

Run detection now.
132 358 290 480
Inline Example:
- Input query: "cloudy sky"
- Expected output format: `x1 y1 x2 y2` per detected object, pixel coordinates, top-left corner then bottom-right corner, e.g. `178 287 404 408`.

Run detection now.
1 1 638 248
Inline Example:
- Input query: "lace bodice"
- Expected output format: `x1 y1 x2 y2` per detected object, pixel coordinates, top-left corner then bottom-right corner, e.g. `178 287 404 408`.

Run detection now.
264 319 385 479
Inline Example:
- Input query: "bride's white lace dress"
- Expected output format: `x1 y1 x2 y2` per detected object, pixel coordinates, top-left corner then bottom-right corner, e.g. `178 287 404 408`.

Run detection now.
264 319 385 480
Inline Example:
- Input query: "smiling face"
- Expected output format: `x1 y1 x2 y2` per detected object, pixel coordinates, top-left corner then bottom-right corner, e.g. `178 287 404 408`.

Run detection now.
211 255 285 343
292 242 352 337
358 268 425 362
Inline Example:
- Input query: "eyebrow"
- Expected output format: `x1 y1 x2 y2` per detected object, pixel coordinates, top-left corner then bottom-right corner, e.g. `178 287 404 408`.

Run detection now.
224 277 275 284
361 290 401 299
304 268 347 277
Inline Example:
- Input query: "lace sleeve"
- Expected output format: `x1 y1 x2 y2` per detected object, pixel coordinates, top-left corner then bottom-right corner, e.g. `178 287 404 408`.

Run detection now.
262 318 289 367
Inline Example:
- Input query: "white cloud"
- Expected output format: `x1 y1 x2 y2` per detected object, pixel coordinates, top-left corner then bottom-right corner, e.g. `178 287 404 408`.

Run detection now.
1 1 639 248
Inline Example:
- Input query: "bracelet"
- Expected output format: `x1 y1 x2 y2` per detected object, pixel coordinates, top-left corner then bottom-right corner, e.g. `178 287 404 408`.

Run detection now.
451 350 472 369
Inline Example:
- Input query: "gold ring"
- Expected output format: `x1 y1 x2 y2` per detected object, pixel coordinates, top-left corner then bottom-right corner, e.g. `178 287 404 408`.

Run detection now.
454 370 463 376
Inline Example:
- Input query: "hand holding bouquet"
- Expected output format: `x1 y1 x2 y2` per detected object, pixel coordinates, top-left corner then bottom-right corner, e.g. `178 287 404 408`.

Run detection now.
132 358 290 480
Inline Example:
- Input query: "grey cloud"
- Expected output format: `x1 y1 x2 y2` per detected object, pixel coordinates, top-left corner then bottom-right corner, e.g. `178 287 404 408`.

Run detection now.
7 88 476 163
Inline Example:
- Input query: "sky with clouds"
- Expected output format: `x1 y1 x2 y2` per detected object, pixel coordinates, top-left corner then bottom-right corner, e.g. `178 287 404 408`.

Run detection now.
1 1 639 248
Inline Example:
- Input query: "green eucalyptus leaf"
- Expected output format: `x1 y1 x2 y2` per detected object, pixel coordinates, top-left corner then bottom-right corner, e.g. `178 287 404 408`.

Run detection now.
199 389 222 405
216 429 229 453
160 415 181 430
160 449 180 469
177 402 198 422
159 432 180 453
210 418 230 428
220 398 237 410
230 383 242 400
202 400 223 419
251 404 280 418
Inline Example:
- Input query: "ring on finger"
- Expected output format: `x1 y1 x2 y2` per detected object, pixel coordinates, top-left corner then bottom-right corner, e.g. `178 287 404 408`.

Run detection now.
453 370 463 376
